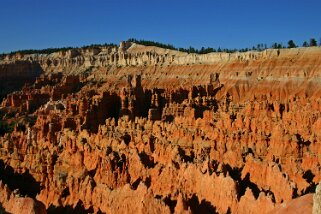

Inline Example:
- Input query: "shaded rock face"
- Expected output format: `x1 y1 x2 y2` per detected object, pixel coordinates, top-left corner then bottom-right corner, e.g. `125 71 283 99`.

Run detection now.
0 44 321 213
0 61 43 102
0 180 46 214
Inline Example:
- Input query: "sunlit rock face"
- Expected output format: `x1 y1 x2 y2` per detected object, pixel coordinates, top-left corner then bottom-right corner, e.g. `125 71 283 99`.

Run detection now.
0 43 321 213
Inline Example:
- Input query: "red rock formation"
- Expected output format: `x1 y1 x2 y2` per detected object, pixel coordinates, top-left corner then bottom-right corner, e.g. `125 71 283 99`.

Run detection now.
0 44 321 213
270 194 313 214
0 181 46 214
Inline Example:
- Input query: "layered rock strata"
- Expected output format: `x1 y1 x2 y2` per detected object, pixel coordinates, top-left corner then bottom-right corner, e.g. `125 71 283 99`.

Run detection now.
0 43 321 213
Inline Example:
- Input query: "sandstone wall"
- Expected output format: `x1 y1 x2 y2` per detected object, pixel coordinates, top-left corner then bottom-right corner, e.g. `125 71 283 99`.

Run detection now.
0 43 321 213
2 42 320 76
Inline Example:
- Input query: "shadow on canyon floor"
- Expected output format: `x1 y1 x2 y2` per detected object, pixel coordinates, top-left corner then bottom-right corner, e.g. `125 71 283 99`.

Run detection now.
0 159 41 198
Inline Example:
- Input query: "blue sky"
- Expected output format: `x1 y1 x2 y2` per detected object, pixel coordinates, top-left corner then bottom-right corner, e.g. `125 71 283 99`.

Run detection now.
0 0 320 53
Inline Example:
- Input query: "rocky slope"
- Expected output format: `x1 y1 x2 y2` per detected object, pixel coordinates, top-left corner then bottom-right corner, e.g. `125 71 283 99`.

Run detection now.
0 42 321 213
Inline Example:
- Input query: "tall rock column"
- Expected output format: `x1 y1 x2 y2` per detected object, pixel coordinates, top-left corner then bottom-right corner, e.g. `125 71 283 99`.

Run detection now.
313 183 321 214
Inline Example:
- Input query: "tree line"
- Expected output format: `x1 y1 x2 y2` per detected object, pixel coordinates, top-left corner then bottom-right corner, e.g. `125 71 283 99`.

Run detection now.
128 38 321 54
0 43 117 58
1 38 320 58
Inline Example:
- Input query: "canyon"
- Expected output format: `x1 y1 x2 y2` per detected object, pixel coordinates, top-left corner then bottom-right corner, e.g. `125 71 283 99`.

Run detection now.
0 42 321 213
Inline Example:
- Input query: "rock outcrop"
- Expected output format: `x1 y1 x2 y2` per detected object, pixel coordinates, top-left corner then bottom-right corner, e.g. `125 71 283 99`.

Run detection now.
0 61 43 101
0 180 46 214
0 43 321 213
313 183 321 214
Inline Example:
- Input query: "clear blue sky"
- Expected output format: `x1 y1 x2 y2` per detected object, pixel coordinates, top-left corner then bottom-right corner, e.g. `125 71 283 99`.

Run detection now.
0 0 320 53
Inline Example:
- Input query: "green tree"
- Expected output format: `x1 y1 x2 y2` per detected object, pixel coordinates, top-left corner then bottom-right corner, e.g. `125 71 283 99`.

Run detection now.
302 41 309 47
271 43 283 49
199 47 205 54
188 46 196 53
287 40 296 48
271 43 278 49
310 38 317 47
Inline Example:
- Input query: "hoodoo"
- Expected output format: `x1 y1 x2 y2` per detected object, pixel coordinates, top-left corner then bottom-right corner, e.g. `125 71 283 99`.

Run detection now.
0 42 321 213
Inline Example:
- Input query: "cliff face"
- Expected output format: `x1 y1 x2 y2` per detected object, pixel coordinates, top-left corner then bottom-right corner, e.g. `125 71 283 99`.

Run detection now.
0 61 43 101
0 43 321 213
2 43 321 100
2 42 320 74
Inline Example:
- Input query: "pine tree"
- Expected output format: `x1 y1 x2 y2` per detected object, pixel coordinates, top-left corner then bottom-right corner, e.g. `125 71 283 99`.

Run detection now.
287 40 296 48
310 38 317 47
302 41 309 47
272 43 278 49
